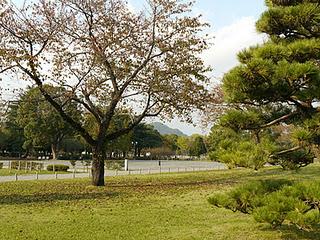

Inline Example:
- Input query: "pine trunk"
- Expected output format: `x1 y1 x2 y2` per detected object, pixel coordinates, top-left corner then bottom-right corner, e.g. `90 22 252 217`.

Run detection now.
91 146 105 186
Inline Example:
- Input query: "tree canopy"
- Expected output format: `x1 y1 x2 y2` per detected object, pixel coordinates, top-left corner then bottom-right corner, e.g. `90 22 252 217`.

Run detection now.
212 0 320 169
132 123 163 157
0 0 213 185
16 85 79 160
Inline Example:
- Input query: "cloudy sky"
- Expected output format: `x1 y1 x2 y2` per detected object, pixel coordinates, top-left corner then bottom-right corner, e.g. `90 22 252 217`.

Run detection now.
159 0 268 135
4 0 267 135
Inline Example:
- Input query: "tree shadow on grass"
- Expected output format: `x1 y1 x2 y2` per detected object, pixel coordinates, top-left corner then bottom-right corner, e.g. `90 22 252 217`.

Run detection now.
107 168 300 189
0 191 121 205
279 225 320 240
260 224 320 240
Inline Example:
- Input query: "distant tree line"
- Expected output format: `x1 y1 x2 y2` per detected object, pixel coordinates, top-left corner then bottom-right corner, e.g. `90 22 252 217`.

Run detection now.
0 86 207 160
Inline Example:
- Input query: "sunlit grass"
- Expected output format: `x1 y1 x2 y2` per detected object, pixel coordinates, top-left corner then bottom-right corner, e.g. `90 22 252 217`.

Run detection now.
0 164 320 240
0 168 72 176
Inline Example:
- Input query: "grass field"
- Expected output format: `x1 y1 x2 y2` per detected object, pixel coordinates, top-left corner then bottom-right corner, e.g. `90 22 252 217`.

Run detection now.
0 169 72 176
0 164 320 240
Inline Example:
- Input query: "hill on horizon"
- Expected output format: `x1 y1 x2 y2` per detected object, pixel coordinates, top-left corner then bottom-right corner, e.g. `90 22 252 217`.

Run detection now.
150 122 187 136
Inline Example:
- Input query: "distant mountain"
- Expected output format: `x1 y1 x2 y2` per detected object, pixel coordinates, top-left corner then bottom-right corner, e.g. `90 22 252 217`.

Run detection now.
150 122 187 136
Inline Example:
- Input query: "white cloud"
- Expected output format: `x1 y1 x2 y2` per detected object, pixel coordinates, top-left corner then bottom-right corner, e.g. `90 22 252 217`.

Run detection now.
160 17 267 135
203 16 267 80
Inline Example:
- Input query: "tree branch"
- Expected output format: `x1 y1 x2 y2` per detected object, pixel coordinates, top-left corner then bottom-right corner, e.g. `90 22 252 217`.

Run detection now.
105 93 154 140
0 65 18 74
119 6 159 94
259 111 299 129
16 61 96 146
270 146 302 158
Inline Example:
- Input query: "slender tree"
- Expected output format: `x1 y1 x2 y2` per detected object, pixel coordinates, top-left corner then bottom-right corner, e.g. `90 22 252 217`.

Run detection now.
189 135 207 157
0 0 213 186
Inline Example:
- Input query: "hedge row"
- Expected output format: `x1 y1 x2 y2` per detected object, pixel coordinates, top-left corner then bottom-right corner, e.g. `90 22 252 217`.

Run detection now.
47 164 69 172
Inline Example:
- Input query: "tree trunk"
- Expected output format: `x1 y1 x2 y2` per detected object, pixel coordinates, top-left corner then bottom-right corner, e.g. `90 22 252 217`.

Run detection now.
134 146 137 158
254 130 261 144
51 143 58 160
91 146 105 186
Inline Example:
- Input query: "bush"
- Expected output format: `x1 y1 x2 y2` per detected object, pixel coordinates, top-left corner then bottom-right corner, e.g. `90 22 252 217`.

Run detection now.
253 192 297 227
47 164 69 172
208 180 292 214
211 135 277 170
271 149 314 170
208 180 320 230
0 162 3 169
105 160 124 170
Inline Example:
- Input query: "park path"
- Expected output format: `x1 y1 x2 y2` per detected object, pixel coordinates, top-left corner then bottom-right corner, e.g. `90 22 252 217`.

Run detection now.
0 166 222 183
0 160 227 183
0 169 125 183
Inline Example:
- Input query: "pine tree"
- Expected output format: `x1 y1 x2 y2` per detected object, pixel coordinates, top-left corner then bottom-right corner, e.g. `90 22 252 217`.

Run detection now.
221 0 320 167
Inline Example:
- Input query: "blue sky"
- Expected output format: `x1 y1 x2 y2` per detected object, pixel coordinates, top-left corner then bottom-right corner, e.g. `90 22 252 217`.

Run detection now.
6 0 267 135
128 0 266 29
195 0 266 28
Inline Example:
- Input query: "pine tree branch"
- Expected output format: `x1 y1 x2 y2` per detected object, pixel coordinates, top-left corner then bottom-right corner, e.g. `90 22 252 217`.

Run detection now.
270 146 301 158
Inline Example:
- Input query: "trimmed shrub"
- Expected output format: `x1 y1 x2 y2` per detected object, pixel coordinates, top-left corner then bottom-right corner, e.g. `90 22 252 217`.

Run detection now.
105 160 125 170
208 180 320 230
47 164 69 172
208 180 292 214
253 192 297 227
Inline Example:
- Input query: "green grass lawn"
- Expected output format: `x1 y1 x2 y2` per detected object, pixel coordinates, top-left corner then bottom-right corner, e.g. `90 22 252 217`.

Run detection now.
0 168 72 176
0 164 320 240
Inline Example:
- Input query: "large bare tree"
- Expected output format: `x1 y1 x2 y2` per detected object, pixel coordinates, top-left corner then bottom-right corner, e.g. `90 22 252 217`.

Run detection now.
0 0 214 186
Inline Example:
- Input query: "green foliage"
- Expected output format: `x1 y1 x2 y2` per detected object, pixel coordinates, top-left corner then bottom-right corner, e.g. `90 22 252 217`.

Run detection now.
215 0 320 171
271 149 314 170
257 2 320 40
253 192 297 227
60 137 85 153
16 85 80 158
209 180 320 230
104 160 124 170
0 103 25 156
0 162 3 169
208 126 277 170
133 123 164 157
176 136 191 155
296 113 320 146
254 181 320 229
47 164 69 172
189 136 207 157
208 180 292 214
219 109 262 131
162 134 179 152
